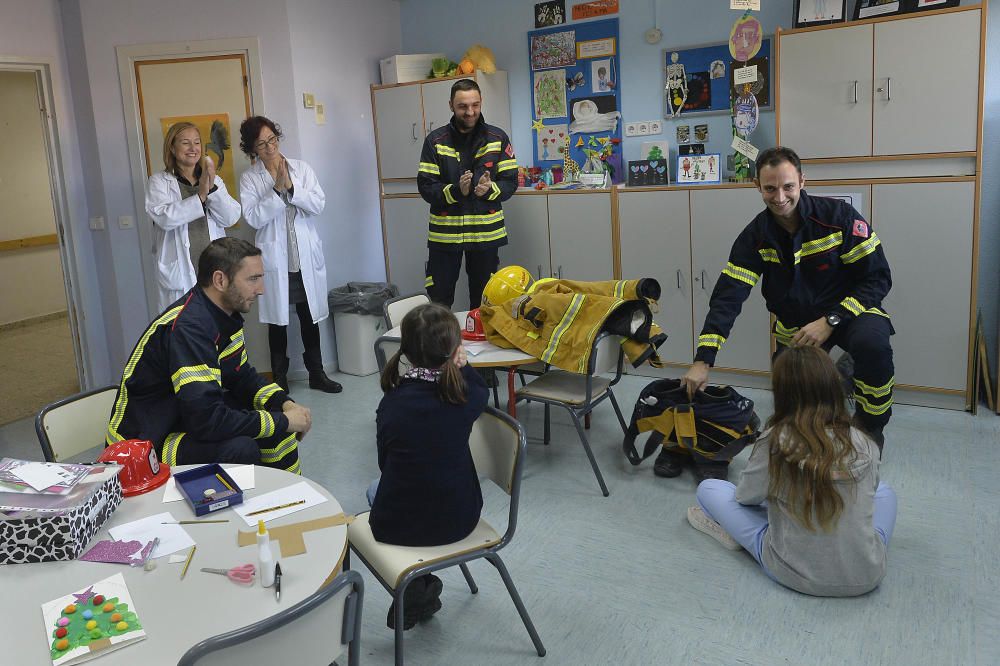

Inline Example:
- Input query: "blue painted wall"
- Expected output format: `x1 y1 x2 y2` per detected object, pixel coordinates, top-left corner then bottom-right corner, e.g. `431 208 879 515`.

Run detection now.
402 0 999 379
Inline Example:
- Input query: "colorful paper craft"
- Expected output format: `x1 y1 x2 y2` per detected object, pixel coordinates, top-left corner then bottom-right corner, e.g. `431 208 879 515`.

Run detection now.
79 539 157 567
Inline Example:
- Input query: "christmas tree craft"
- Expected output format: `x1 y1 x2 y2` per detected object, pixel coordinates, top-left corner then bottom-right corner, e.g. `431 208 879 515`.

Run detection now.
41 573 146 666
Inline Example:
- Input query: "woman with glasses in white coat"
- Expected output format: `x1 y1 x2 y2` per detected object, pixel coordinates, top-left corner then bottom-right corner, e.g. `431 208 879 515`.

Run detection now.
145 121 241 311
238 116 341 394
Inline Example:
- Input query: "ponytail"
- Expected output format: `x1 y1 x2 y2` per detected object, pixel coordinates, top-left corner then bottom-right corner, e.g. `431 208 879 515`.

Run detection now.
387 302 469 404
380 350 403 393
437 359 467 405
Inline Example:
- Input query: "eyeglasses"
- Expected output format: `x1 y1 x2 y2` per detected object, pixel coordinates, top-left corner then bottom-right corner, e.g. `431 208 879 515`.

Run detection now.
254 135 279 151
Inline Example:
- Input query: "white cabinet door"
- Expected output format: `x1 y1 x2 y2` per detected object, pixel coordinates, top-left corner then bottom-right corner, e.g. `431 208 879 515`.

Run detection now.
690 188 771 372
618 190 693 365
382 197 428 296
873 10 980 156
500 194 551 279
778 25 873 159
872 181 974 391
373 86 425 180
548 193 614 281
421 79 458 135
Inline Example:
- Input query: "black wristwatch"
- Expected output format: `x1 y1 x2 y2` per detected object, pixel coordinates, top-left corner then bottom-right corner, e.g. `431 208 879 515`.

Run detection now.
825 312 843 328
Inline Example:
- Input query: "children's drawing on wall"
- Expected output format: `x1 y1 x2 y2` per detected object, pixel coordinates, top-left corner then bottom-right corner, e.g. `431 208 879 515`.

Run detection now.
591 59 615 93
531 30 576 70
566 71 585 92
676 125 690 144
694 124 709 142
677 153 722 184
729 15 763 62
536 123 568 161
665 52 688 117
729 55 770 107
535 0 566 28
568 96 620 134
854 0 900 19
710 60 726 79
534 69 568 118
683 72 712 112
641 141 669 160
734 88 759 137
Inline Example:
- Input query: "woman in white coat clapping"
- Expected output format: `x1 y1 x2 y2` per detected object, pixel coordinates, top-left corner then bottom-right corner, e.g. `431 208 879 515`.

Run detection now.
146 121 241 311
238 116 341 394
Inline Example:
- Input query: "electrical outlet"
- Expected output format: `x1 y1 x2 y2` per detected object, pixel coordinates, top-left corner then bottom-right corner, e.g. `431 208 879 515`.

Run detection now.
89 216 105 231
649 120 663 135
638 122 650 136
625 122 639 137
118 215 134 230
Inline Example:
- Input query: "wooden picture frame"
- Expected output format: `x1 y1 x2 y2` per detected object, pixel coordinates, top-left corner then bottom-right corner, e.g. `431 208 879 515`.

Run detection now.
852 0 905 20
794 0 847 28
905 0 960 14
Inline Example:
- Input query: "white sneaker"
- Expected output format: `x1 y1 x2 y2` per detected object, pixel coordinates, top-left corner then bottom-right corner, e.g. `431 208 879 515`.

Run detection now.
687 506 740 551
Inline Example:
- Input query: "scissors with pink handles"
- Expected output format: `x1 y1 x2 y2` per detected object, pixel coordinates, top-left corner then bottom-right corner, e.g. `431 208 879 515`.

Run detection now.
200 563 256 585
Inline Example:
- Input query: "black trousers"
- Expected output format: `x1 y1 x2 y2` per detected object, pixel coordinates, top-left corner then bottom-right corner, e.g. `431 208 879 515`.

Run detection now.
773 312 895 437
268 301 321 359
425 246 500 310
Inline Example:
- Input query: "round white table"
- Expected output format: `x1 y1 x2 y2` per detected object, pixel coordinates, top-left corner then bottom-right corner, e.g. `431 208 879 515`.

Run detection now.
5 465 347 665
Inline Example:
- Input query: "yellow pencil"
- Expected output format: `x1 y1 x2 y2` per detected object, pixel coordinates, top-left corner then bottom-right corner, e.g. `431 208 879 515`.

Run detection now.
245 499 306 517
180 545 197 580
216 473 235 492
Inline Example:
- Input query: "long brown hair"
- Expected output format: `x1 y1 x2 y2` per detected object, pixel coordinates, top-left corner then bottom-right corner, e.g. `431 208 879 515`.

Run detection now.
765 346 857 532
380 303 466 404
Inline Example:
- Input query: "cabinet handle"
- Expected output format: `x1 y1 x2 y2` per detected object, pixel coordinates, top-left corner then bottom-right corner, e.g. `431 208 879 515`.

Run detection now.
428 121 435 131
557 265 563 279
411 122 417 141
886 77 891 101
700 269 707 290
676 269 682 289
537 265 543 279
852 80 858 104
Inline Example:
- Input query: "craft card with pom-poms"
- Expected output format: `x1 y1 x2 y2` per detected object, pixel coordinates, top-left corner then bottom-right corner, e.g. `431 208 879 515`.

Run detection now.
41 573 145 665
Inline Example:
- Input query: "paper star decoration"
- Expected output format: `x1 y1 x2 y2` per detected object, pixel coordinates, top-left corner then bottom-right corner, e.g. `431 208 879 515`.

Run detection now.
575 136 585 147
73 586 96 606
531 118 545 132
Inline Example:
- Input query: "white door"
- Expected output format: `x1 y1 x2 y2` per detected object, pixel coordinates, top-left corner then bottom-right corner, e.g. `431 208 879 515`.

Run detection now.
500 194 551 279
382 196 429 296
690 188 771 373
549 193 614 281
872 181 974 391
873 10 981 155
778 25 873 159
421 79 458 135
618 190 693 366
373 85 425 180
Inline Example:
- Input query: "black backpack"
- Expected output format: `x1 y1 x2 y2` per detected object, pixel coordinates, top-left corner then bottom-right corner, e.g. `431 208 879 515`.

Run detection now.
622 378 761 466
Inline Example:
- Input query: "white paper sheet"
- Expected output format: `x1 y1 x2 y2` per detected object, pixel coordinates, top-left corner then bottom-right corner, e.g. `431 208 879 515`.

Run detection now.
160 465 256 503
11 462 70 492
462 341 493 356
233 481 328 527
109 512 194 559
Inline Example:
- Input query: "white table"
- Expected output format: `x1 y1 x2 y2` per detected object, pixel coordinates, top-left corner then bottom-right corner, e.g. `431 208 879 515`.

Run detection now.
376 311 539 418
5 465 347 665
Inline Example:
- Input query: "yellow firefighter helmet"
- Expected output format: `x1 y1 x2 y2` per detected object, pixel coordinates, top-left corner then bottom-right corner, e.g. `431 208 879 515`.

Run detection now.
482 265 534 306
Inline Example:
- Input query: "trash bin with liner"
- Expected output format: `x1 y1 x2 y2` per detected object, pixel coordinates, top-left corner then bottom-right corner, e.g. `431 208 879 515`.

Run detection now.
328 282 399 376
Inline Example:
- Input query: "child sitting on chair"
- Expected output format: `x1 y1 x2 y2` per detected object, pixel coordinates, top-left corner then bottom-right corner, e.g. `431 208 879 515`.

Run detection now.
687 345 897 597
366 303 489 628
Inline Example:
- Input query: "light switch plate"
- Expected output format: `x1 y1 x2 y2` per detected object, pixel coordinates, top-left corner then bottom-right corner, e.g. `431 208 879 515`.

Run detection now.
118 215 134 230
303 92 315 108
315 103 326 125
89 216 105 230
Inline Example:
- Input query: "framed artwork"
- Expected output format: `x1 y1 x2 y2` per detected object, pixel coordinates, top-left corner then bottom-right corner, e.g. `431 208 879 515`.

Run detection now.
577 37 616 59
853 0 904 20
906 0 960 13
794 0 847 28
530 30 576 70
533 69 568 118
534 0 566 28
677 154 721 184
662 38 773 117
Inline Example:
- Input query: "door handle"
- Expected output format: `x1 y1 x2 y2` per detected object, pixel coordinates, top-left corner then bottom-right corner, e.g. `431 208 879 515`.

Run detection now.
428 121 435 131
411 122 417 141
852 80 858 104
676 269 682 289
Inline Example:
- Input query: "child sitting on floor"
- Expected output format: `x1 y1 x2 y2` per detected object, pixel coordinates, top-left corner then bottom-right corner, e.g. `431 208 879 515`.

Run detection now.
687 345 897 597
366 303 489 628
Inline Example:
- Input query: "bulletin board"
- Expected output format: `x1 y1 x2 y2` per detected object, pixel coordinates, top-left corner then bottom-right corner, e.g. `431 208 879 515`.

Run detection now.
662 37 772 117
528 18 623 183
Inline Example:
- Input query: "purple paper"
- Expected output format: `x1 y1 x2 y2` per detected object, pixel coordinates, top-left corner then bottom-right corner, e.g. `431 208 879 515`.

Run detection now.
79 538 156 566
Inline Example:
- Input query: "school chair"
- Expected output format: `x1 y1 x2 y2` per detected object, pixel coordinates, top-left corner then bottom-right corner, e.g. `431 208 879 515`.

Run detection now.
34 385 119 462
375 293 429 373
177 569 364 666
347 406 546 666
514 331 628 497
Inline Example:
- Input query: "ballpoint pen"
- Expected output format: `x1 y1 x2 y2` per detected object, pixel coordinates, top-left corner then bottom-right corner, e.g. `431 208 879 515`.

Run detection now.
274 562 282 602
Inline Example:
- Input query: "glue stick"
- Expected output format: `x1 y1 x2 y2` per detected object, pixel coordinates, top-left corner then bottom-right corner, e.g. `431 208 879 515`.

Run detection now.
257 520 276 587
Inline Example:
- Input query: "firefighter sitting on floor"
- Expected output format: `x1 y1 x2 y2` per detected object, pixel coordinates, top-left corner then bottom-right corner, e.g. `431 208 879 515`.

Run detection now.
106 238 312 473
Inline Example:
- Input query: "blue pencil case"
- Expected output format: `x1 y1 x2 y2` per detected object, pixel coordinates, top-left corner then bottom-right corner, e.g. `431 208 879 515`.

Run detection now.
173 464 244 516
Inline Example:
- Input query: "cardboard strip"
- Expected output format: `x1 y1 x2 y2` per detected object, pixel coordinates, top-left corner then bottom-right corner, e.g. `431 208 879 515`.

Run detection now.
237 512 353 558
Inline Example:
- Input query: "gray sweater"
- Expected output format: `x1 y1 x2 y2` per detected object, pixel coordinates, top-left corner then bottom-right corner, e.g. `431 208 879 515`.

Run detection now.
736 427 886 597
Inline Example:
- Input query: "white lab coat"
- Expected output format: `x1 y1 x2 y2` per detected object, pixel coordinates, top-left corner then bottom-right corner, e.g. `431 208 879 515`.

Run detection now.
145 171 241 311
240 157 329 326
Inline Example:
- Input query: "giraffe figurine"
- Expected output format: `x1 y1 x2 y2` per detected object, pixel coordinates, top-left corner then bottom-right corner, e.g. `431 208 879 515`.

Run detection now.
562 134 580 183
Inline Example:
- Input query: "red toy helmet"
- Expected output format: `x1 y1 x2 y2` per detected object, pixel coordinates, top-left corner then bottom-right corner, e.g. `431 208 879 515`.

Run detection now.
462 308 487 341
96 439 171 497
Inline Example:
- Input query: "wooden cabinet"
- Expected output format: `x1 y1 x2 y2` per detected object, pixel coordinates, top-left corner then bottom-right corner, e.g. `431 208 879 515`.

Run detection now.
778 8 981 158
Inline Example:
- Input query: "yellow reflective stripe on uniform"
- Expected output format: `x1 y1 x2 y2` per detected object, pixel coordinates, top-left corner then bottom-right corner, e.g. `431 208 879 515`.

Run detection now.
428 227 508 244
475 141 501 158
107 306 184 445
443 184 457 204
171 365 222 392
429 211 505 226
698 334 726 349
722 262 760 287
240 348 248 365
219 330 244 360
841 296 864 316
541 294 585 364
257 411 276 439
842 233 881 264
418 161 441 175
758 248 780 264
855 393 893 416
254 383 282 410
287 458 302 475
487 181 501 201
614 280 626 299
497 159 518 172
261 433 298 464
435 145 459 159
854 376 895 398
161 432 185 466
863 307 890 318
774 320 799 336
425 275 434 287
800 232 843 258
